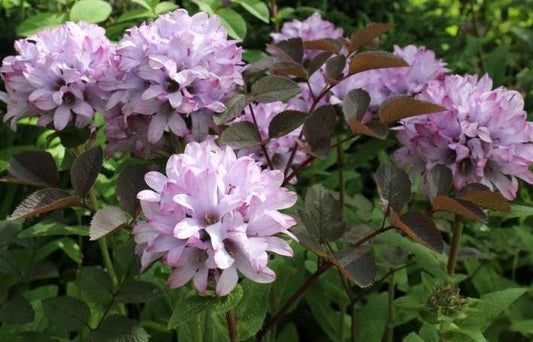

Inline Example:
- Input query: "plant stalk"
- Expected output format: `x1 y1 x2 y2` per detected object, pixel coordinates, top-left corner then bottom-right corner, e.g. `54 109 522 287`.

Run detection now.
447 214 463 275
226 310 239 342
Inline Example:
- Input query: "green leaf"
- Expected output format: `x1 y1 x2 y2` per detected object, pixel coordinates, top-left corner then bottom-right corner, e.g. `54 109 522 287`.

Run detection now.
36 237 82 263
251 75 300 103
70 0 112 23
268 110 307 138
358 292 388 342
235 280 271 339
0 145 35 172
403 333 426 342
117 165 149 216
192 0 219 15
56 126 91 148
10 188 79 220
168 286 243 329
233 0 269 23
18 221 88 238
43 296 90 332
0 295 35 325
375 164 411 212
8 150 58 186
90 206 130 241
77 266 113 303
131 0 154 10
216 8 247 41
16 13 67 37
298 184 346 244
117 8 154 23
116 281 161 303
220 122 262 148
484 44 509 86
213 94 249 125
87 315 150 342
461 288 527 332
155 1 179 14
71 146 103 197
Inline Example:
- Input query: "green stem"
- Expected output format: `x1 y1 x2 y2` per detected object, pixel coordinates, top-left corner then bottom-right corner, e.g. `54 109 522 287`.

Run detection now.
337 136 345 210
386 273 395 342
339 304 347 342
447 214 463 275
192 314 203 342
350 303 357 342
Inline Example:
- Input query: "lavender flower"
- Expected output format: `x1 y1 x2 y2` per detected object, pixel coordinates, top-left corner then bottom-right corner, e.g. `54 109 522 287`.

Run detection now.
395 74 533 200
104 9 243 146
133 140 297 295
1 22 114 130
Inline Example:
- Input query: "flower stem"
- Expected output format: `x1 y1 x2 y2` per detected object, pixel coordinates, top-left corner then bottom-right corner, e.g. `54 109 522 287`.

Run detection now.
385 273 395 342
447 214 463 275
249 104 274 170
192 314 203 342
336 136 345 209
226 309 239 342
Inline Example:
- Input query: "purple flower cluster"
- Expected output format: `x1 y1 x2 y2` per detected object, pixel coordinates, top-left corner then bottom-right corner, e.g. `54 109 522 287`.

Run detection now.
395 74 533 200
332 45 449 109
133 140 297 295
0 22 114 130
103 9 243 148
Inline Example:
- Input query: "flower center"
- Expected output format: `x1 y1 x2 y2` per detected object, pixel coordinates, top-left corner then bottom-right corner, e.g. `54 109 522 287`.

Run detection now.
201 213 218 226
53 79 65 91
62 92 76 105
164 77 180 93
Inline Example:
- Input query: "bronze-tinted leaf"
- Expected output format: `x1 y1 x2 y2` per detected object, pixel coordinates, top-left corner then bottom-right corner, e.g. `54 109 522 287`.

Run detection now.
270 61 308 79
432 195 487 222
378 95 447 125
8 150 58 186
348 119 388 139
117 164 149 216
302 105 337 158
90 206 130 241
267 38 303 63
244 56 275 77
214 94 249 125
375 164 411 212
458 189 510 213
220 122 262 148
10 188 79 220
308 51 333 76
71 146 103 197
425 165 453 200
334 251 376 287
268 110 307 138
342 89 370 122
251 75 300 103
391 210 443 252
303 38 342 53
349 23 392 52
349 51 408 75
325 54 346 83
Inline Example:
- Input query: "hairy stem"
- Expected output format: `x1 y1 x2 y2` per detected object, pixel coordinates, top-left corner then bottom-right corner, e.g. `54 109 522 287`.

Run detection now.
447 214 463 275
249 104 275 170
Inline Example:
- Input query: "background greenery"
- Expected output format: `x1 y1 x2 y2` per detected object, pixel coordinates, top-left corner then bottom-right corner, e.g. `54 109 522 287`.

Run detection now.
1 1 533 341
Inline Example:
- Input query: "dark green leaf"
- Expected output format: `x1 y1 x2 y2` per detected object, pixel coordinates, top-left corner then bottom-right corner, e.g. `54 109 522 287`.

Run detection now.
43 296 90 332
342 89 370 122
10 188 79 220
233 0 269 23
268 110 307 138
87 315 150 342
18 221 88 238
214 94 249 125
302 105 337 158
220 122 262 148
71 146 103 197
116 281 161 303
0 295 34 325
375 164 411 212
90 206 130 241
8 150 58 186
325 54 346 83
16 13 66 36
425 165 453 200
271 38 304 63
298 184 346 243
335 251 376 287
56 126 91 148
308 51 333 76
77 266 113 303
251 76 300 103
235 280 271 339
117 165 149 216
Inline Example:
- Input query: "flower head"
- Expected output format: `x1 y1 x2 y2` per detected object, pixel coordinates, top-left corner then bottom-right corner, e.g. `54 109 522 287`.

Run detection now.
395 74 533 200
104 9 243 146
1 22 114 130
133 140 297 295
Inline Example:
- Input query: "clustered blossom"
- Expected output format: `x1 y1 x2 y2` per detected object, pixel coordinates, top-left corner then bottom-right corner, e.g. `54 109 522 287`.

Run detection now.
133 140 297 295
395 74 533 200
332 45 449 109
103 9 243 148
0 22 114 130
232 102 307 173
271 12 343 60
